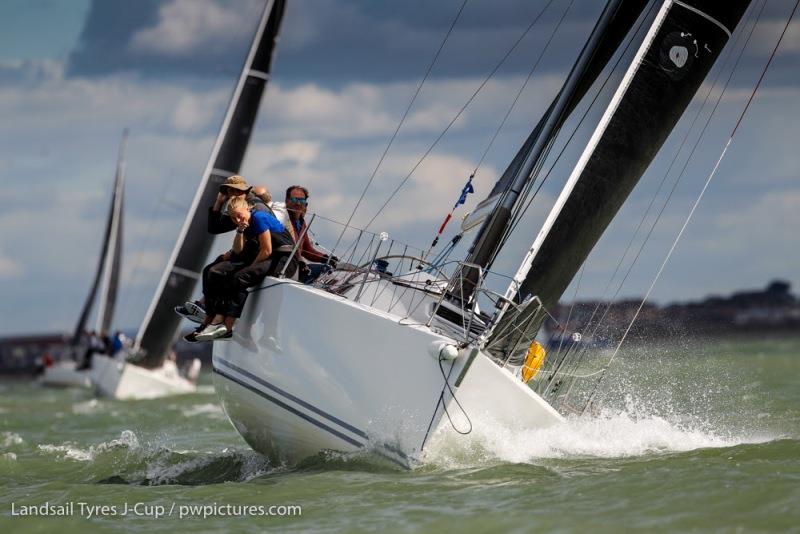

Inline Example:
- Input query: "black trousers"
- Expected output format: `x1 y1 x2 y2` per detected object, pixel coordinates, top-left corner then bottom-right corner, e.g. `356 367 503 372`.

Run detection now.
202 258 274 318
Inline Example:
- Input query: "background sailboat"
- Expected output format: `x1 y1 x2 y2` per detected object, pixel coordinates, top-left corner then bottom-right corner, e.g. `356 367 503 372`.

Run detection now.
89 0 287 400
41 130 128 388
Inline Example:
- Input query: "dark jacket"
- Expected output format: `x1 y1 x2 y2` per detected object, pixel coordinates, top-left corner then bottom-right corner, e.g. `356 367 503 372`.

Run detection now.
207 192 267 235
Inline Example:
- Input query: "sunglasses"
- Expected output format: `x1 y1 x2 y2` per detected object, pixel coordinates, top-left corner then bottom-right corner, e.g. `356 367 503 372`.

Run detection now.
288 197 308 204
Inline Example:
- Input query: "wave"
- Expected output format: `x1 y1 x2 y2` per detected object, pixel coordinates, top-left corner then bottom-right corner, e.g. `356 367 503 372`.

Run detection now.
36 429 278 485
38 429 140 462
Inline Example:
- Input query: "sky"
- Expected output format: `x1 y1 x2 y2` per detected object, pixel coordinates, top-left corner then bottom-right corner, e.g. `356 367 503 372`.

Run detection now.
0 0 798 337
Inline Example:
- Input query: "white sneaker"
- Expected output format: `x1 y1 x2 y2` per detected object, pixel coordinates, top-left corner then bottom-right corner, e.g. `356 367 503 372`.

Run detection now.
185 301 206 319
174 301 206 324
195 323 229 341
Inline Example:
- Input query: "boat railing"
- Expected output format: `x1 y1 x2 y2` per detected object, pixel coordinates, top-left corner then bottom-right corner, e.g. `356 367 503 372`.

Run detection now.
276 214 530 344
275 214 604 414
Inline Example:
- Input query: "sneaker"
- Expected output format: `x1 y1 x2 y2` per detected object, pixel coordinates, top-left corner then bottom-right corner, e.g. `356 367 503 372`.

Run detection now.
183 329 202 343
195 323 229 341
184 300 206 318
174 301 206 324
215 330 233 341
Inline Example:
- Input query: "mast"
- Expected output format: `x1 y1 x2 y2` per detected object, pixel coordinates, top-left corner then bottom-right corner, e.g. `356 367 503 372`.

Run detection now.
451 0 650 303
134 0 286 367
484 0 752 357
95 129 127 336
71 130 128 346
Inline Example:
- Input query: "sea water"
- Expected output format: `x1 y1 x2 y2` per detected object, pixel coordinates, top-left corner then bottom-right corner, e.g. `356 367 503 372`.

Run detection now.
1 336 798 532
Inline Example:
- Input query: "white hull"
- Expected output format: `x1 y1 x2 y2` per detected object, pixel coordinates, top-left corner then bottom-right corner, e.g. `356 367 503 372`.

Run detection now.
90 354 198 400
40 361 92 389
213 277 562 468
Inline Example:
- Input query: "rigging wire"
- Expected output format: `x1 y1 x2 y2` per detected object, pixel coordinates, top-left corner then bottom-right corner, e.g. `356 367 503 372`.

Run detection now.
421 0 576 260
472 0 577 177
330 0 469 256
581 0 800 413
363 0 561 231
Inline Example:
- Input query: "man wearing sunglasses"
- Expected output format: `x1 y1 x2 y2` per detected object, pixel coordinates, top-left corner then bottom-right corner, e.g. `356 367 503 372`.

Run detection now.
286 185 337 281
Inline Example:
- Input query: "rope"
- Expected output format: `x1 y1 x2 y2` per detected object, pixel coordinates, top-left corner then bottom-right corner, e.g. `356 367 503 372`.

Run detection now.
438 353 472 435
581 0 798 414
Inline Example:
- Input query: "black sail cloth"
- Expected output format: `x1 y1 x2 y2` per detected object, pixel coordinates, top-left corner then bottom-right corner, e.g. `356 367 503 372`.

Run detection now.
487 0 752 359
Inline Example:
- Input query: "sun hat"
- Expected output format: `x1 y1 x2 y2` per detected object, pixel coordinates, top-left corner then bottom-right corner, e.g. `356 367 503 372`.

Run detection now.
220 175 252 193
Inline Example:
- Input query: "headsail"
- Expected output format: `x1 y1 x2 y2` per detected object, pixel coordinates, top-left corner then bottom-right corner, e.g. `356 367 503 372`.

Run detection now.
485 0 752 358
95 130 127 336
71 130 128 346
134 0 286 367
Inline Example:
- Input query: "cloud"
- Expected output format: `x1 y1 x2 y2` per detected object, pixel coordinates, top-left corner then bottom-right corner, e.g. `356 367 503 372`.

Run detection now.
2 0 799 336
130 0 260 56
66 0 259 78
169 90 229 132
64 0 603 82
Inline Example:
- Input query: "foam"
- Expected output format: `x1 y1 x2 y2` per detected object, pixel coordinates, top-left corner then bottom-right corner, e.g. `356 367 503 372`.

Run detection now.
424 408 773 469
181 403 225 418
38 429 140 462
2 431 25 448
72 399 100 415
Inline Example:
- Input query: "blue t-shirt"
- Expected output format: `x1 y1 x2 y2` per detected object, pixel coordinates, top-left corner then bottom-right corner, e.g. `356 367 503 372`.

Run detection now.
245 210 284 238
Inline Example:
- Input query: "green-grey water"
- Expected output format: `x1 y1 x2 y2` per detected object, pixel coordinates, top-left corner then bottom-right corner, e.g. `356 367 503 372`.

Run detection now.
2 336 798 533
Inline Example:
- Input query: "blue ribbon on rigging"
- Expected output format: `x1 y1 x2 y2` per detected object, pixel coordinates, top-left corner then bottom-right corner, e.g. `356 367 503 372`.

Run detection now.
454 175 474 208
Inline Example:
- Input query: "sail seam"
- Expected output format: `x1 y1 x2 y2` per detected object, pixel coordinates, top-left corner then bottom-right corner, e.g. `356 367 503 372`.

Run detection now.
247 69 270 80
673 1 732 37
170 266 201 280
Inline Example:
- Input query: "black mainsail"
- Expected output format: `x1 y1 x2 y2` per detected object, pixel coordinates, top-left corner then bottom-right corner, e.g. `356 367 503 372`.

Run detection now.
484 0 752 357
71 130 127 346
134 0 286 367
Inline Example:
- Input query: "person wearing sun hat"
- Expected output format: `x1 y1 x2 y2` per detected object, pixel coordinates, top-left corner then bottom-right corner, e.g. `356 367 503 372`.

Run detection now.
175 175 273 332
208 175 268 234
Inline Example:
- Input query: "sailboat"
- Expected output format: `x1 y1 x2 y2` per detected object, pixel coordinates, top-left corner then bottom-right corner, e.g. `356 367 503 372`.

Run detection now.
91 0 287 400
41 131 128 389
210 0 759 467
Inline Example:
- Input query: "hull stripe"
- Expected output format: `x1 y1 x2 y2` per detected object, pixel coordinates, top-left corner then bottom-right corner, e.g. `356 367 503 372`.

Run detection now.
213 366 411 467
216 358 369 439
213 366 365 448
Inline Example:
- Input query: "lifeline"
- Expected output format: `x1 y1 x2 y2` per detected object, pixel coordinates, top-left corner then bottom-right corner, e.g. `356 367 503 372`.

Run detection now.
11 501 74 516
